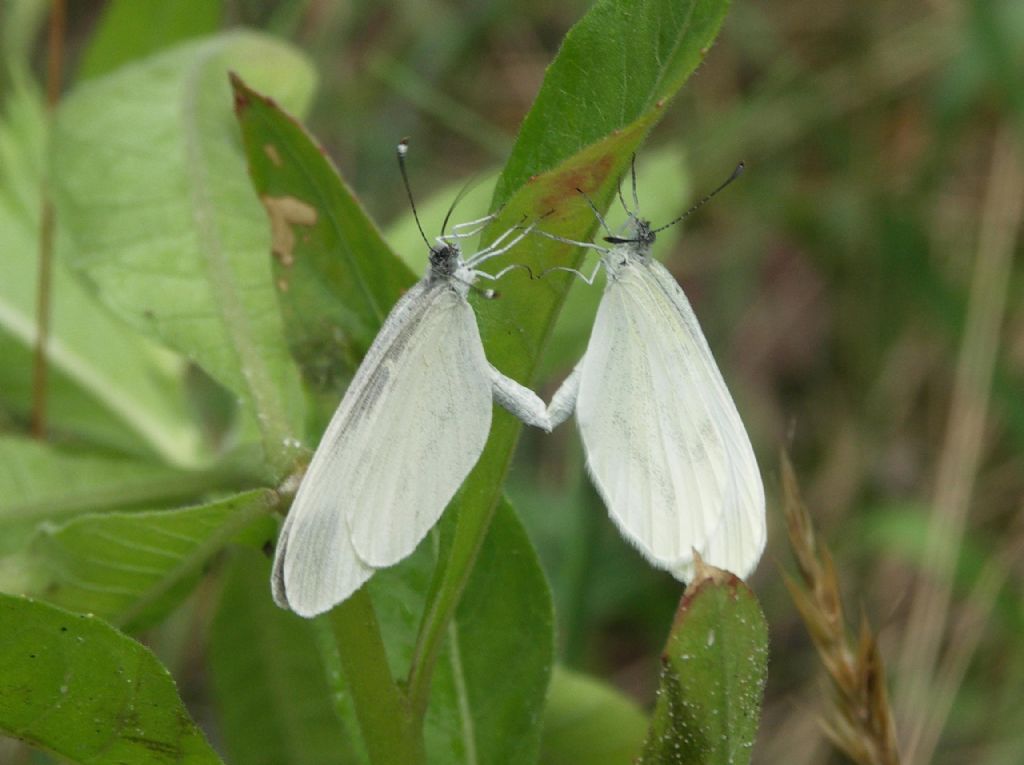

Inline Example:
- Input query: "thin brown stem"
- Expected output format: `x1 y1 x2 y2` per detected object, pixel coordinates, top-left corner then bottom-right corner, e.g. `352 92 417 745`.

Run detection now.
30 0 66 439
896 126 1023 763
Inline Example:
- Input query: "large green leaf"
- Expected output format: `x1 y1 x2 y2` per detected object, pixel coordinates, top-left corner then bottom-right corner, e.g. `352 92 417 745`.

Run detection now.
638 561 768 765
209 549 360 765
0 593 223 764
78 0 223 80
230 74 415 426
0 436 226 556
53 33 317 477
540 666 648 765
361 500 553 764
0 72 205 464
29 489 278 632
494 0 730 203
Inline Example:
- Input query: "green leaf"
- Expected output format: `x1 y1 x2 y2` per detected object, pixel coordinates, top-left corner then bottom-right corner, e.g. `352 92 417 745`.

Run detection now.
29 489 278 632
0 593 223 764
479 0 733 376
367 500 553 764
78 0 223 80
494 0 731 203
53 33 318 477
229 74 415 424
209 549 361 765
0 72 206 465
638 561 768 765
540 666 648 765
0 436 226 555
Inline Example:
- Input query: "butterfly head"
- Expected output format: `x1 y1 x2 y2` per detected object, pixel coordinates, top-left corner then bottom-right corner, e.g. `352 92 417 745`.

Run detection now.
428 242 462 277
603 217 656 260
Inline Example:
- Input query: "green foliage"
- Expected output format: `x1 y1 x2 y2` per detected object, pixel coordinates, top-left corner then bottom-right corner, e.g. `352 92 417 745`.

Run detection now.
78 0 223 80
369 501 554 764
28 490 278 632
0 76 204 464
209 550 359 765
639 563 768 765
0 0 1011 759
0 594 222 764
0 0 789 761
230 74 415 426
0 436 220 554
52 33 317 477
494 0 731 202
540 666 648 765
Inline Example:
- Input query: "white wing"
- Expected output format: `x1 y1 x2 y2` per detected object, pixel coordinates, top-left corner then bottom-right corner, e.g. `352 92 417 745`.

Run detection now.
271 492 373 617
575 258 765 580
273 280 492 616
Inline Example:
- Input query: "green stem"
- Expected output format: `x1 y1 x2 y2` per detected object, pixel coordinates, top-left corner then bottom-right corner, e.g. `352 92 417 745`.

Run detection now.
405 416 522 717
328 590 426 765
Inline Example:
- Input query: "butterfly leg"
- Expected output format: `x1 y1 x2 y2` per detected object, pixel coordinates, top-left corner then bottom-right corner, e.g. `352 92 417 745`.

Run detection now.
450 212 498 233
489 365 551 432
531 228 611 255
438 213 500 244
539 260 603 285
475 263 535 282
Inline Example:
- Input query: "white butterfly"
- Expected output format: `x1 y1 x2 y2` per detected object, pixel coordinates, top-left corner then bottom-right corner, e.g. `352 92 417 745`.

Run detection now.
543 161 765 581
273 140 550 617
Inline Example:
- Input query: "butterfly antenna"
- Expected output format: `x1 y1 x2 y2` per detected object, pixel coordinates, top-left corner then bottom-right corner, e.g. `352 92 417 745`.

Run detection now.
397 138 432 249
440 172 481 236
575 187 613 236
652 161 744 234
616 179 632 217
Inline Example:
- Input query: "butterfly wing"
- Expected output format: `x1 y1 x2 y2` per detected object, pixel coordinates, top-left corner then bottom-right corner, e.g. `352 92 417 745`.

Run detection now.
273 281 492 616
576 258 765 580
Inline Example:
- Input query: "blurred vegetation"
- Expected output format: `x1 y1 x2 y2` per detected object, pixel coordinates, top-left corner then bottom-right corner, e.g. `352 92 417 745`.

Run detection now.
2 0 1023 763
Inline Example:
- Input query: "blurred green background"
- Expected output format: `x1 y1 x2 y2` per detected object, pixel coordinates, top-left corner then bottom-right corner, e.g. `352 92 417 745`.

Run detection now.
4 0 1024 763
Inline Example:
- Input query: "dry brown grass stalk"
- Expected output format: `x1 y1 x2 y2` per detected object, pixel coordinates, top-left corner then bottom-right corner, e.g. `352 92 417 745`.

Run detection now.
781 453 901 765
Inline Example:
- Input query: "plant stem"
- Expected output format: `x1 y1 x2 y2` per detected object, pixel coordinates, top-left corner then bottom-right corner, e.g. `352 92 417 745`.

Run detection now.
405 415 524 716
328 590 426 765
896 125 1023 764
31 0 66 439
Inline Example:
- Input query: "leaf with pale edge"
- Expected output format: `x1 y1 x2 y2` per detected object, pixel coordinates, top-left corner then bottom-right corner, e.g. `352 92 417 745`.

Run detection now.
30 489 277 632
231 74 415 422
54 32 317 476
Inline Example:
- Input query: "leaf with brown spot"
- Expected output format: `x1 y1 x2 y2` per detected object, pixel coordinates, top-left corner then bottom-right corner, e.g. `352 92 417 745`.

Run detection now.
262 194 318 267
232 74 415 430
